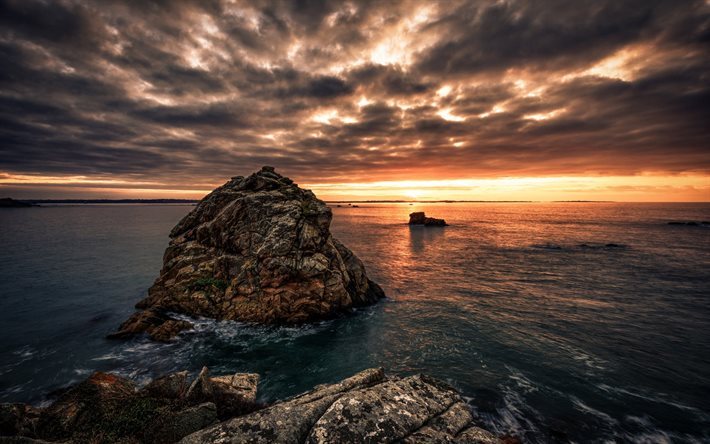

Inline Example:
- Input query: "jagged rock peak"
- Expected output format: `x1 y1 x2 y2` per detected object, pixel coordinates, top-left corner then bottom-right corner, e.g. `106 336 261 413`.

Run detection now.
111 167 385 340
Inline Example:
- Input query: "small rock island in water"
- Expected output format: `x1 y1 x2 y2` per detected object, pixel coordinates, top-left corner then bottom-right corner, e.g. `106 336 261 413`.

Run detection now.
409 211 448 226
110 166 385 341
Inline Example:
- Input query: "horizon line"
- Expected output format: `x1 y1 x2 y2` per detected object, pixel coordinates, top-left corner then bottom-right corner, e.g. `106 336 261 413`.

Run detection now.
7 198 710 204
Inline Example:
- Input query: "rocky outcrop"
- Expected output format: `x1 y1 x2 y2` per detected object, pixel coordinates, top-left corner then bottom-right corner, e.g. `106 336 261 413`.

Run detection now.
181 368 500 444
0 368 260 443
111 166 384 341
409 211 448 226
1 368 501 444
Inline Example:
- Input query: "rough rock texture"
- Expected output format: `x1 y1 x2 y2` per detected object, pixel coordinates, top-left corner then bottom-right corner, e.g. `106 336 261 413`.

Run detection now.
107 309 193 342
409 211 448 226
181 368 500 444
0 369 260 444
184 367 260 419
2 368 502 444
0 404 41 437
113 166 384 340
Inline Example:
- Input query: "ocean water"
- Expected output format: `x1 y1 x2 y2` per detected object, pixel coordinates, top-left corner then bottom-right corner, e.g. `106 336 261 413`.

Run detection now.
1 202 709 442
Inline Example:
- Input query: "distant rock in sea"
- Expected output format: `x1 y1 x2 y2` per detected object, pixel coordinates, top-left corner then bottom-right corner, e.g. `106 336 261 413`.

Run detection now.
0 368 502 443
409 211 448 226
668 221 709 226
110 166 384 341
0 198 36 208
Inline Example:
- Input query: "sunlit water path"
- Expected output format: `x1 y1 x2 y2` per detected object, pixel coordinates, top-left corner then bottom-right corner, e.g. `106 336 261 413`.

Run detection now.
1 203 709 442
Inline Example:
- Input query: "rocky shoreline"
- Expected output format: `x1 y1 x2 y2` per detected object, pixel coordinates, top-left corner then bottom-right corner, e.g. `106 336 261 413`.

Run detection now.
2 168 506 442
1 368 502 443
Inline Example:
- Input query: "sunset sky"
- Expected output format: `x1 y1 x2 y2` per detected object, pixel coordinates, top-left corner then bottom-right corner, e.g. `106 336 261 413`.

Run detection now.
1 0 709 201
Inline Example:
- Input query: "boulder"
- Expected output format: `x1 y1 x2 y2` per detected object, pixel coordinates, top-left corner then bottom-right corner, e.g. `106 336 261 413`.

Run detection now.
409 212 448 226
35 372 139 440
183 367 261 420
112 166 384 340
181 368 501 444
141 371 191 399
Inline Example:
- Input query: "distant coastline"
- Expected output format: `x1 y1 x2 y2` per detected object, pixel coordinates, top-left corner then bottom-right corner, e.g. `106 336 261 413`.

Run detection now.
7 199 709 205
4 198 629 204
23 199 199 204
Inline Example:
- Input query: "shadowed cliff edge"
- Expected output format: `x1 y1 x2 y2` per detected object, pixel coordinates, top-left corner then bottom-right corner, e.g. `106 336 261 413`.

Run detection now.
109 166 385 341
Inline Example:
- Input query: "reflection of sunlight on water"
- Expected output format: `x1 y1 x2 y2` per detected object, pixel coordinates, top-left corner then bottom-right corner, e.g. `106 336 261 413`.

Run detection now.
408 224 446 254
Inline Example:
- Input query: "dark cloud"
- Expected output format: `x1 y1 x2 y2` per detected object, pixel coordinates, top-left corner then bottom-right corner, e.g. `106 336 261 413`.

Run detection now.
306 76 353 98
0 0 708 193
349 64 431 95
0 0 101 45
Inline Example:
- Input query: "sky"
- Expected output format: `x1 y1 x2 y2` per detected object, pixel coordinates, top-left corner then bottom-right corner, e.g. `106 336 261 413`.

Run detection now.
0 0 709 201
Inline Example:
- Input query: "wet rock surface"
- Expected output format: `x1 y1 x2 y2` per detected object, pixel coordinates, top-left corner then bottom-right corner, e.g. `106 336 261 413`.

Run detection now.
111 166 384 341
106 309 193 342
409 211 448 226
181 368 500 444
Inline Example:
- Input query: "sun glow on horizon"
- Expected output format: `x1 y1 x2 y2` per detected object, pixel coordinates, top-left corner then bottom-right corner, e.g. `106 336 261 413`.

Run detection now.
305 175 710 202
3 172 707 202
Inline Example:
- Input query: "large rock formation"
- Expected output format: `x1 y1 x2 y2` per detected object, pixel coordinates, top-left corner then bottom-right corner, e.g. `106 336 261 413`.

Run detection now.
181 368 500 444
1 368 502 444
111 167 384 340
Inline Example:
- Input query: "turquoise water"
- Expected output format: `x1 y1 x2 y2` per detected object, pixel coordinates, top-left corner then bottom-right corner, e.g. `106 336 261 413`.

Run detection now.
1 203 709 442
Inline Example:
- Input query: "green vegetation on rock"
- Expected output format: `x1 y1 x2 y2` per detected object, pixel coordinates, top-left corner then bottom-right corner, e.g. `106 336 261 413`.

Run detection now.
189 277 228 292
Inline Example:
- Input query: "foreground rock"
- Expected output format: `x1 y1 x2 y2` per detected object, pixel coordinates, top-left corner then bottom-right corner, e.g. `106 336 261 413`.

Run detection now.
409 211 448 226
111 166 384 341
1 368 501 444
0 368 259 443
182 368 500 444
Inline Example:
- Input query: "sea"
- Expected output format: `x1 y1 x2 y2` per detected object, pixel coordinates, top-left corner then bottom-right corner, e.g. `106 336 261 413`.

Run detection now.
0 202 708 443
